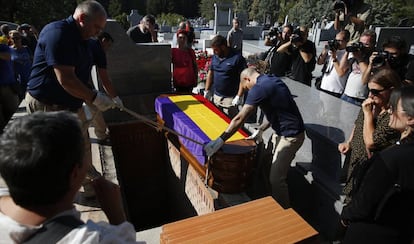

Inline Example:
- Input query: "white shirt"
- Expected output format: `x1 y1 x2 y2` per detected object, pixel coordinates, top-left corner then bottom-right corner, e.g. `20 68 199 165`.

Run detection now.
320 49 348 94
343 53 368 99
0 189 137 244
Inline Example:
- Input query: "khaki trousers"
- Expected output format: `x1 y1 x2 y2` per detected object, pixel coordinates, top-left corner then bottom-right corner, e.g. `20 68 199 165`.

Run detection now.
25 93 101 179
269 131 305 209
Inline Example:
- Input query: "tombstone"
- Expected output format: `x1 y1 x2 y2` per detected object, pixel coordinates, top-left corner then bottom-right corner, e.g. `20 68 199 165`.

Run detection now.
375 27 414 49
235 12 247 30
213 3 233 34
127 9 141 28
100 20 171 122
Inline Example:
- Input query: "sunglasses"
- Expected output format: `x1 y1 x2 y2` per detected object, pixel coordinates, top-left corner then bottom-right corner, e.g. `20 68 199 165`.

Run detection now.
368 88 388 96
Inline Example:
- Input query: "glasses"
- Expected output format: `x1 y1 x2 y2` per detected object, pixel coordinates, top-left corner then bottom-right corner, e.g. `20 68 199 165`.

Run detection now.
369 88 388 96
335 39 344 42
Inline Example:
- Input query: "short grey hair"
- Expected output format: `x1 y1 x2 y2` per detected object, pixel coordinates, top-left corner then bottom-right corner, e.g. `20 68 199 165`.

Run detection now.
74 0 107 20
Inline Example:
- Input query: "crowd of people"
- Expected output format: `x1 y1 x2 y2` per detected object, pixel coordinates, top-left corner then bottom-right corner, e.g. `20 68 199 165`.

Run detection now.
0 0 414 242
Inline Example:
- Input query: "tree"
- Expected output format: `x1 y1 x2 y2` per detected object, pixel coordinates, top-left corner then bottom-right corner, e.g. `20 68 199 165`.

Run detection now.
233 0 252 14
199 0 232 21
157 13 185 27
249 0 261 22
2 0 77 29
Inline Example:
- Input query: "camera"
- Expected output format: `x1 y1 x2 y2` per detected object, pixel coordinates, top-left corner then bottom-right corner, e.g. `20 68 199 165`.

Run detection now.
328 39 340 51
345 42 364 52
291 29 303 44
333 0 347 12
268 27 279 38
372 50 391 67
267 27 280 46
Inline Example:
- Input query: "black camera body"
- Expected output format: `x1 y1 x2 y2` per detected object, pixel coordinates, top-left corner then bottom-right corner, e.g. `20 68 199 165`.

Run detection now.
346 42 364 52
291 28 303 44
328 39 340 51
268 27 279 38
267 27 280 46
372 50 391 67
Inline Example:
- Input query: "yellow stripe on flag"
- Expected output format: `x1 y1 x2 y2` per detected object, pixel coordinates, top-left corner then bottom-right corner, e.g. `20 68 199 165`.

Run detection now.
169 95 245 141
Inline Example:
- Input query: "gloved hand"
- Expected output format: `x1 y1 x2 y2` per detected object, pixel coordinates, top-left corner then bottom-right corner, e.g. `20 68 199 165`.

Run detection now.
92 92 115 111
204 137 224 157
204 90 213 101
231 95 243 106
112 96 124 109
246 129 263 143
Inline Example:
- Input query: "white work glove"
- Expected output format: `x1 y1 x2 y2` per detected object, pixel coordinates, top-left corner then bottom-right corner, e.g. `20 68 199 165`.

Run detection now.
112 96 124 109
231 95 243 106
204 137 225 157
246 129 263 143
92 92 115 111
204 90 213 101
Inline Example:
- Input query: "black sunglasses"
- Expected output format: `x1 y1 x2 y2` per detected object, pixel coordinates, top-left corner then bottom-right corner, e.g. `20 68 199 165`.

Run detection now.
369 88 388 96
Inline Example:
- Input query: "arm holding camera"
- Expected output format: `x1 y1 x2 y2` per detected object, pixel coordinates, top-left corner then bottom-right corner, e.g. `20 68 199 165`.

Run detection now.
317 48 329 65
337 51 350 77
361 52 377 85
276 39 291 54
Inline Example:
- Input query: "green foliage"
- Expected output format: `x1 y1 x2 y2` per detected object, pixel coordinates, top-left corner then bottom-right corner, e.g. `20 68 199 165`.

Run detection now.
199 0 232 20
147 0 175 15
0 0 76 29
112 13 129 30
249 0 260 22
279 0 414 28
156 13 185 27
233 0 252 14
108 0 123 18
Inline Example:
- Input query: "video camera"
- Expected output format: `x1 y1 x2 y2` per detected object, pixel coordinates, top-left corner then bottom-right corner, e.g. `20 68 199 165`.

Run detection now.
267 27 280 46
327 39 340 51
372 50 393 67
345 42 364 52
291 28 303 44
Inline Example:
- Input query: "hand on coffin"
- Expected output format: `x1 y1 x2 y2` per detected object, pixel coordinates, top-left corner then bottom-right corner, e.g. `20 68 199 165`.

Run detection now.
93 92 115 111
246 129 263 143
204 137 225 157
204 90 213 101
231 95 243 106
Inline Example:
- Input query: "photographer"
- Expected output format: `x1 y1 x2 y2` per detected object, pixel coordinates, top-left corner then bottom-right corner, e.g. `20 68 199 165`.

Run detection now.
334 0 372 43
277 26 316 86
338 29 376 106
317 30 350 97
362 36 413 84
260 24 293 77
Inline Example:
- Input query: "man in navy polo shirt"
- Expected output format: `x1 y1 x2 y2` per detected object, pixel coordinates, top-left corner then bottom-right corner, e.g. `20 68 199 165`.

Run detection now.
0 40 19 131
25 1 118 199
205 67 305 209
204 35 247 118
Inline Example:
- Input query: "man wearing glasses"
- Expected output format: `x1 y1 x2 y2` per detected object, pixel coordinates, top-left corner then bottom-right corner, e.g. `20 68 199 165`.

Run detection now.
317 30 350 98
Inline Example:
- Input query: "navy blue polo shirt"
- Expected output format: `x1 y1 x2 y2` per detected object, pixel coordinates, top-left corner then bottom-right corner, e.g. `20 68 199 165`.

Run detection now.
245 74 304 137
210 51 247 97
89 39 107 69
0 44 15 85
27 16 93 109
